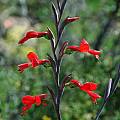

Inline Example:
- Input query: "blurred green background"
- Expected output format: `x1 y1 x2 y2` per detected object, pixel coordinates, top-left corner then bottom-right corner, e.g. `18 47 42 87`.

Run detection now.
0 0 120 120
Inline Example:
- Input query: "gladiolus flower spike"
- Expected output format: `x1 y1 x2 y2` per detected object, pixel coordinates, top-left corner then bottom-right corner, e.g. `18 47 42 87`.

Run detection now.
70 80 101 103
18 52 50 73
18 30 52 44
66 39 101 59
21 94 48 115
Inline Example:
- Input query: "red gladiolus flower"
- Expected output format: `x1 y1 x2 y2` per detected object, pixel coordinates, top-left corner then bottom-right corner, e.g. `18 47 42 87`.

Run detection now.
65 17 80 23
21 94 48 115
70 80 101 103
18 31 49 44
18 52 50 73
67 39 101 59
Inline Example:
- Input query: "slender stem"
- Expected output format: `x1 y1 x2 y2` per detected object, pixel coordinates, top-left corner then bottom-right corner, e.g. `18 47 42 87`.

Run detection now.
49 1 68 120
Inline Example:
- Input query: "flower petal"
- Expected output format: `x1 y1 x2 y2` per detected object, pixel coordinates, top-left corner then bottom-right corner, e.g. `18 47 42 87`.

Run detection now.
79 39 90 52
18 31 38 44
18 31 48 44
18 63 31 73
80 82 98 91
21 104 32 115
67 46 80 52
70 80 82 87
35 96 41 106
27 52 39 67
88 49 101 59
22 104 32 112
38 59 50 65
86 91 101 103
22 95 35 105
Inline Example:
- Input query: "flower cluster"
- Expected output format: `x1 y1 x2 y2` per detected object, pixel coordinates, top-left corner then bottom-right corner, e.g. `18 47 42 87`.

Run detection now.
17 0 102 118
18 30 51 114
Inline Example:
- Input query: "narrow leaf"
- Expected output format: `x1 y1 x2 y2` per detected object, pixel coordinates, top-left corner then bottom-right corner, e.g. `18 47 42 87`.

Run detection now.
60 0 67 16
58 16 69 40
47 54 55 69
47 27 55 47
52 3 58 25
58 41 69 60
59 74 72 95
104 78 113 100
47 86 56 105
57 0 61 12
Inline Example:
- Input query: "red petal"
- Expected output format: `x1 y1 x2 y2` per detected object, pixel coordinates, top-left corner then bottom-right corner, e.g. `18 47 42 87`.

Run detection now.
80 82 98 91
88 49 101 59
18 31 48 44
65 17 80 23
18 31 38 44
35 96 41 106
38 59 50 65
70 80 82 88
67 46 80 52
21 104 32 114
25 31 39 38
22 104 32 111
79 39 90 52
86 91 101 103
22 95 35 105
18 63 30 73
18 37 29 44
39 94 48 99
27 52 39 67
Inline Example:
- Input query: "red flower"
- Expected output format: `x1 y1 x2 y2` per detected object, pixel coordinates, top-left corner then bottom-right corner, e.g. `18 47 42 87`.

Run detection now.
18 52 50 73
21 94 48 115
65 17 80 23
70 80 101 103
18 31 49 44
67 39 101 59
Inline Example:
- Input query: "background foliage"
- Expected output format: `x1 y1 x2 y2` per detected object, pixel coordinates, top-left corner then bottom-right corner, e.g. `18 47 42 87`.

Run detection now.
0 0 120 120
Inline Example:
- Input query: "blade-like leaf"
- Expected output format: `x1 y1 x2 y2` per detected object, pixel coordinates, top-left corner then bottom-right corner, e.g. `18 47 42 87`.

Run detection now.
59 74 72 97
60 0 67 16
57 0 61 12
47 27 55 47
47 54 56 70
47 86 56 105
58 16 69 40
59 41 69 59
104 78 113 100
52 3 58 26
